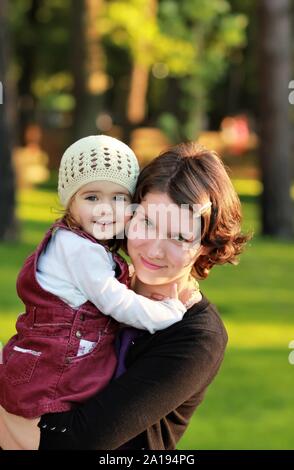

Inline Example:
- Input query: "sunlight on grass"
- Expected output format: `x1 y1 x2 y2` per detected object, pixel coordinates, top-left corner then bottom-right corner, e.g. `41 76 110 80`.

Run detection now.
232 179 262 196
16 189 61 223
0 313 17 344
179 347 294 449
226 321 294 348
232 178 294 199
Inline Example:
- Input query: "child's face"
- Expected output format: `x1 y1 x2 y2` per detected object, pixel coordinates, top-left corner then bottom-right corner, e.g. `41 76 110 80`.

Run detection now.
69 181 132 240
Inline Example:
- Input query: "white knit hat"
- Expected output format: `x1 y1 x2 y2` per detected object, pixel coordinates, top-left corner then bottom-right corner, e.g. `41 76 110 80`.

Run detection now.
58 135 140 207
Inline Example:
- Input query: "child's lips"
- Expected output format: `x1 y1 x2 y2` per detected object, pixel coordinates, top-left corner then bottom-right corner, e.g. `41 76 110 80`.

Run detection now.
94 220 115 225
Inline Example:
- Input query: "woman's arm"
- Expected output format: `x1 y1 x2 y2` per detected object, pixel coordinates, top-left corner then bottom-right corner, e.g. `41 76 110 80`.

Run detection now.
38 316 227 450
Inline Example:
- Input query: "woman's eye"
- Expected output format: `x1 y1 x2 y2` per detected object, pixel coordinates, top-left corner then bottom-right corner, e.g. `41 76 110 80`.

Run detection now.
172 234 189 243
136 216 152 227
86 195 98 201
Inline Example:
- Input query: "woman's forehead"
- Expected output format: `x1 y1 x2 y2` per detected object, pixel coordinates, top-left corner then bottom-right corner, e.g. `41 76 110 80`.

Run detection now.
141 191 173 205
140 192 201 219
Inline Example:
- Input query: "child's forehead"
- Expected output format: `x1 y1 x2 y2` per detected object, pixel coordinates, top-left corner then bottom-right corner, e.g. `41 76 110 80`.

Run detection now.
79 180 130 194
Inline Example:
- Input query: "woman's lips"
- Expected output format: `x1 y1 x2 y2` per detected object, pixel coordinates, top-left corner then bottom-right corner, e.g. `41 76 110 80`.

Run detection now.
140 255 165 270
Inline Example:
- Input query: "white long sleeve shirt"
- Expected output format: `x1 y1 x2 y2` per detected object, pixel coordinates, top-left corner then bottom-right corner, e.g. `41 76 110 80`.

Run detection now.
36 229 186 334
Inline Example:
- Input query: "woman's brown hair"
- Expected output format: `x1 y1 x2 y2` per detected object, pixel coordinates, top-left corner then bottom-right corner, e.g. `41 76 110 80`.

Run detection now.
133 142 251 280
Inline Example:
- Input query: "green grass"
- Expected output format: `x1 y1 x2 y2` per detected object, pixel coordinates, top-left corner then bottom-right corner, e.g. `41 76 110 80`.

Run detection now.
178 348 294 450
0 182 294 449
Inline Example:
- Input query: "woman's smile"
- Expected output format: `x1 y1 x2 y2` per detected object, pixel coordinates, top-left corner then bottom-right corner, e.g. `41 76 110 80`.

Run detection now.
140 255 166 270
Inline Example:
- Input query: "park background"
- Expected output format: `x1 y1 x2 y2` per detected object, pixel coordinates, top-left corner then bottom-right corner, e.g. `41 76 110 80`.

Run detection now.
0 0 294 449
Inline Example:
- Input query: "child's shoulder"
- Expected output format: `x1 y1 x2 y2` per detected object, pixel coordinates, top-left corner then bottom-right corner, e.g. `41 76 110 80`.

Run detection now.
52 228 114 265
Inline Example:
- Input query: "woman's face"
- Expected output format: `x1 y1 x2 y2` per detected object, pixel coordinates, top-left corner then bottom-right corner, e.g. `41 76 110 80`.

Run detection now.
127 192 204 286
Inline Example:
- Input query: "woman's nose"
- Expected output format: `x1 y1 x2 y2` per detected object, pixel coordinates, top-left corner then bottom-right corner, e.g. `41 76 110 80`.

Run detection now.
146 239 165 259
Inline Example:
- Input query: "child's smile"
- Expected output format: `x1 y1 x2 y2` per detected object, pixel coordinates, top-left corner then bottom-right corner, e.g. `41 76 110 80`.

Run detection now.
70 181 132 240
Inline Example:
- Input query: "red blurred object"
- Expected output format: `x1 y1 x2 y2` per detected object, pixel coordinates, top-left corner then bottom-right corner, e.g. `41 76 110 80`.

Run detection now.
220 114 250 155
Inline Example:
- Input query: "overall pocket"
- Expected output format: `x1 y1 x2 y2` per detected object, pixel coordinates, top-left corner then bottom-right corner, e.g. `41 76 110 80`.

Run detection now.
4 346 41 385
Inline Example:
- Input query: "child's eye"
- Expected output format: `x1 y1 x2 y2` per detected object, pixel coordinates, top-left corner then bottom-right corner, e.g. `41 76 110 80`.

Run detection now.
114 195 128 202
144 218 153 227
86 195 98 201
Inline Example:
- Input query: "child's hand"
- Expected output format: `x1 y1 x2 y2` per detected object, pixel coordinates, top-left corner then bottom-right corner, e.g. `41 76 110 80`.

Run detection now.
150 283 178 301
178 286 198 306
128 264 135 278
150 283 200 308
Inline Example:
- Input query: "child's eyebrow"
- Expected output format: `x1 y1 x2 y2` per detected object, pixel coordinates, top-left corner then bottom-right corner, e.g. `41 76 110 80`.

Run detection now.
81 190 130 196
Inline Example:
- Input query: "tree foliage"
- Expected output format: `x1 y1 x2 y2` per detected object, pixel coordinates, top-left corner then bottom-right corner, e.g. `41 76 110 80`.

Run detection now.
100 0 247 137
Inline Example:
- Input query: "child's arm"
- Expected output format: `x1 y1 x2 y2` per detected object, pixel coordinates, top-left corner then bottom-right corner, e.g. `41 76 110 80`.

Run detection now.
57 231 186 333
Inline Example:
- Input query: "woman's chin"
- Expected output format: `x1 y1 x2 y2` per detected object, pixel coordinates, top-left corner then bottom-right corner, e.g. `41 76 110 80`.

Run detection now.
134 269 168 286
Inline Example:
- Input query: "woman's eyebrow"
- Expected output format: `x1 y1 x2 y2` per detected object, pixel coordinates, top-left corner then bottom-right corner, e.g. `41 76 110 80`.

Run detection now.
168 230 192 240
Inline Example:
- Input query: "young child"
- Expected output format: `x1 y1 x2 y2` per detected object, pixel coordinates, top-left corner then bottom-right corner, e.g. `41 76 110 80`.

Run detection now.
0 135 188 449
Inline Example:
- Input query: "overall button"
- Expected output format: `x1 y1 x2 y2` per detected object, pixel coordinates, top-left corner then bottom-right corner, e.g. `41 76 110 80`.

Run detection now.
76 330 82 338
79 314 85 321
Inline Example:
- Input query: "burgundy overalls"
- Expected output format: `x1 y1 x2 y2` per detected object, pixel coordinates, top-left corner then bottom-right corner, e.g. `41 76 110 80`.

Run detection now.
0 219 130 418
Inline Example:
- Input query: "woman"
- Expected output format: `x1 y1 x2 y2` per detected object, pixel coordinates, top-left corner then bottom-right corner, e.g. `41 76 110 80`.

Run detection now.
37 142 248 450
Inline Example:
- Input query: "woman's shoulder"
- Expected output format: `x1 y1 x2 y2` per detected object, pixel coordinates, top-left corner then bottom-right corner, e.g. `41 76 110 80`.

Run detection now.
152 294 228 355
132 294 228 375
186 294 228 338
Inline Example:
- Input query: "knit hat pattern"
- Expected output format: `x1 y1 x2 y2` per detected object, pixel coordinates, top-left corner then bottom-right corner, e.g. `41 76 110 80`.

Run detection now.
58 135 140 207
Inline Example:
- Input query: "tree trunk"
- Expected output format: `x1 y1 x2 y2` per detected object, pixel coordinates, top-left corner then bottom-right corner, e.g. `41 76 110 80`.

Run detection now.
126 0 158 134
258 0 293 238
127 63 150 125
18 0 40 146
71 0 105 140
0 0 17 241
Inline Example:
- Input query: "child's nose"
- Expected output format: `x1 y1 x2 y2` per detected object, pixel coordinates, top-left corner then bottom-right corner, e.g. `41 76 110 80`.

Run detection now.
94 202 113 217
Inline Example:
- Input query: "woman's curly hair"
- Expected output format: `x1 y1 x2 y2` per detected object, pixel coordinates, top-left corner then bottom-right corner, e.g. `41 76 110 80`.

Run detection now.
133 142 252 280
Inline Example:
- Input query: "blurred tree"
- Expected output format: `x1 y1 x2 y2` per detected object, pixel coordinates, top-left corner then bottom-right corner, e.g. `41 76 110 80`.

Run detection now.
10 0 73 127
127 0 157 126
17 0 41 145
258 0 293 238
71 0 108 139
101 0 195 138
0 0 17 241
206 0 257 130
159 0 248 139
101 0 247 140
